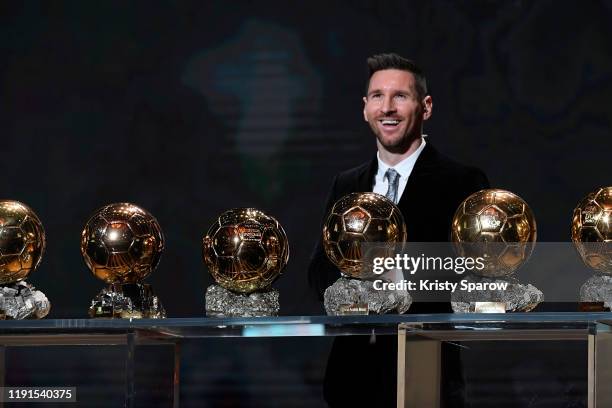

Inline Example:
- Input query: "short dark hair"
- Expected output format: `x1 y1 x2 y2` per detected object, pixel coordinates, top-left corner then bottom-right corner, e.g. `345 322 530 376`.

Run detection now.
366 53 428 99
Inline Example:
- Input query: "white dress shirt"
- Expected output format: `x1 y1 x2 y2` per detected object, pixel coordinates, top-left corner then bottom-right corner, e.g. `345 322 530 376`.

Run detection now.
373 136 426 283
372 136 427 203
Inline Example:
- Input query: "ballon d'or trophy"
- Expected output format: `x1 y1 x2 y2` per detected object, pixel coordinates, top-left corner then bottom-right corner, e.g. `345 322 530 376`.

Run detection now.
0 200 50 319
573 187 612 311
202 208 289 317
450 189 542 313
322 192 411 315
82 203 166 318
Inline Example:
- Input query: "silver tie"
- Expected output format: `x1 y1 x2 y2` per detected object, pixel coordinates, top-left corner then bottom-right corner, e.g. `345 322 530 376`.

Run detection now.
384 168 400 204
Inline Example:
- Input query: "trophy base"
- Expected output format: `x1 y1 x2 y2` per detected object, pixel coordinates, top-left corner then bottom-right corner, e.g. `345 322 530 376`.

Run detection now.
205 284 279 317
580 274 612 311
451 275 543 313
0 280 50 319
323 277 412 316
89 283 166 319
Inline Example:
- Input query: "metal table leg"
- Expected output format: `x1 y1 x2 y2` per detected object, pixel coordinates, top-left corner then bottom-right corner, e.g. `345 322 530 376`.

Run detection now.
591 329 612 408
0 346 5 408
397 326 441 408
173 342 180 408
125 332 135 408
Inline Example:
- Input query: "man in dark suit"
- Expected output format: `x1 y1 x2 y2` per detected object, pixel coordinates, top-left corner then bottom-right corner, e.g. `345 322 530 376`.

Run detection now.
308 53 489 407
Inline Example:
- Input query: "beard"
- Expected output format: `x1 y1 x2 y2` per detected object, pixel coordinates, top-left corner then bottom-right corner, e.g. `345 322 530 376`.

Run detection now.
372 125 421 154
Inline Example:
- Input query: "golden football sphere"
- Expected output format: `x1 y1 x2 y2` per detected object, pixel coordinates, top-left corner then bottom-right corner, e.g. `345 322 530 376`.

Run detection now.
572 187 612 273
0 200 46 284
81 203 164 283
451 189 537 277
323 192 406 279
202 208 289 294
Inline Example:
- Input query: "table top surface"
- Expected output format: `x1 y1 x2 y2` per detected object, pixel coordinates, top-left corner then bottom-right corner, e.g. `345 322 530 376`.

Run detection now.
0 311 609 327
0 313 609 344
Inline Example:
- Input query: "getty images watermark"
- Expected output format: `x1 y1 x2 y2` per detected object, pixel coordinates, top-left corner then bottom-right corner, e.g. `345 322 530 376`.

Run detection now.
371 254 509 292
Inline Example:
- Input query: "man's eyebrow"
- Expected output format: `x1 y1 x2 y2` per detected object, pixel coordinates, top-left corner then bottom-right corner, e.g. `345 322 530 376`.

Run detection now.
367 88 414 96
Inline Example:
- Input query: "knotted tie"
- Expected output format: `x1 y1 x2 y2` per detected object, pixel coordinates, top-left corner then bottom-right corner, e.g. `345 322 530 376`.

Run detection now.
384 168 400 204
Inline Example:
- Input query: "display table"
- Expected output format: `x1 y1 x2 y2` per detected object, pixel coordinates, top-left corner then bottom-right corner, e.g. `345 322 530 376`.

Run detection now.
396 312 612 408
0 313 610 407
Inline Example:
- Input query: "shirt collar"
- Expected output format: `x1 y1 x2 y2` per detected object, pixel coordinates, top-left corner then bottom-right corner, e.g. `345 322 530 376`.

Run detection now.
377 136 427 179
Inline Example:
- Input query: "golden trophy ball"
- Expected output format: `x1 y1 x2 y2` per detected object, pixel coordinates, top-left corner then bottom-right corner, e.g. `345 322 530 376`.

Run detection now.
0 200 50 319
81 202 165 318
202 208 289 317
0 200 46 284
321 192 410 315
451 189 537 277
203 208 289 294
573 187 612 311
572 186 612 273
323 192 406 280
450 189 541 313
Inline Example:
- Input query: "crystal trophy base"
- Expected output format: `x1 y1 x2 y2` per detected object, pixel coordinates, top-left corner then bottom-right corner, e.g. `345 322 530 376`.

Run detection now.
579 274 612 311
205 284 279 317
323 277 412 316
451 275 543 313
89 283 165 319
0 280 50 319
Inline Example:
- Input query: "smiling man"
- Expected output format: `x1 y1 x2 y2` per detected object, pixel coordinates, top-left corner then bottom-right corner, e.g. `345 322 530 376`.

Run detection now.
363 58 431 165
308 53 489 407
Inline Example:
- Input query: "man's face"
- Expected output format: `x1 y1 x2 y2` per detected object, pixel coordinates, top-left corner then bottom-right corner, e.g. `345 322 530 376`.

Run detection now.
363 69 432 152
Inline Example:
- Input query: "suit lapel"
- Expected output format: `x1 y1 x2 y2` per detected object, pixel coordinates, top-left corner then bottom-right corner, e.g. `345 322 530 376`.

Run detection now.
356 156 378 192
397 142 439 209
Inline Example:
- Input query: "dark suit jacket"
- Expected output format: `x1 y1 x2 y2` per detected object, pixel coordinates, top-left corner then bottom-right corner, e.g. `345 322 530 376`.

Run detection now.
308 142 489 407
308 142 490 305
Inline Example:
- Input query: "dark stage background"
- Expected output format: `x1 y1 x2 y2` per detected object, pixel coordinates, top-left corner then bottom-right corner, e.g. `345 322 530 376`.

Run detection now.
1 1 611 406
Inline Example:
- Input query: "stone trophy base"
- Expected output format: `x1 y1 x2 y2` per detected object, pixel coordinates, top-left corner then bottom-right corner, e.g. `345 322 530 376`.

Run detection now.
205 284 279 317
323 277 412 316
580 274 612 311
0 280 50 319
89 283 165 319
451 275 543 313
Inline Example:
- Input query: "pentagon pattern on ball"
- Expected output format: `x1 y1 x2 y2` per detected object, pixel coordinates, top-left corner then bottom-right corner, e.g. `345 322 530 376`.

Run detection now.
323 192 406 279
81 203 164 284
453 190 535 243
0 201 46 284
203 208 289 294
572 187 612 273
451 189 536 277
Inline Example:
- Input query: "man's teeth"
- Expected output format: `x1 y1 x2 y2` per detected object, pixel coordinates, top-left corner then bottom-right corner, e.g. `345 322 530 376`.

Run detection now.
381 120 399 125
